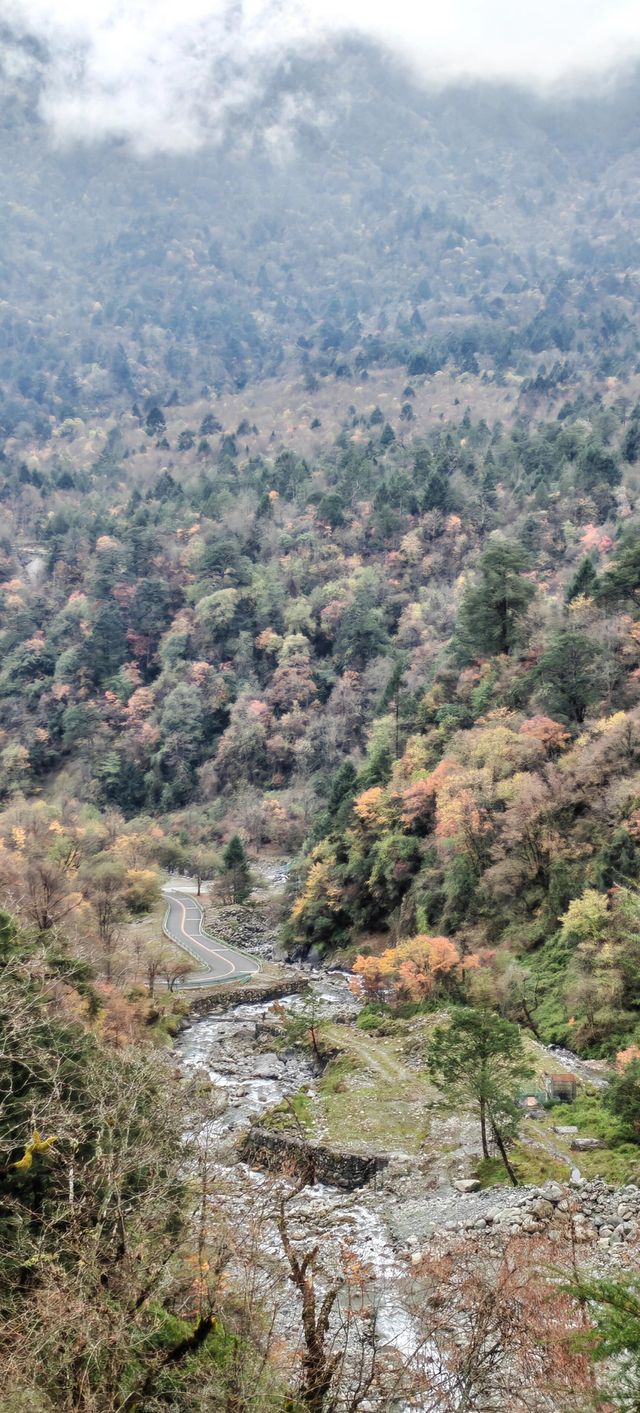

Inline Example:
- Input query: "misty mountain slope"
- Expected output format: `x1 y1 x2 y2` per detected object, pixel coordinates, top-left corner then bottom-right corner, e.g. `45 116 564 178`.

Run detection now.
2 33 640 441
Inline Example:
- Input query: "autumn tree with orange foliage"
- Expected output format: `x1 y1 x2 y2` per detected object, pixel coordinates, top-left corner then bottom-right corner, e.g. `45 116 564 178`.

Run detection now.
352 933 476 1004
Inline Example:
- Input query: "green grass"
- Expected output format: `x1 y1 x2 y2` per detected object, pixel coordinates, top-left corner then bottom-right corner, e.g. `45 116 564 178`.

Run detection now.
308 1021 436 1154
356 1010 389 1033
511 1144 570 1186
476 1157 509 1188
477 1147 569 1189
554 1094 640 1184
319 1055 358 1095
260 1090 313 1134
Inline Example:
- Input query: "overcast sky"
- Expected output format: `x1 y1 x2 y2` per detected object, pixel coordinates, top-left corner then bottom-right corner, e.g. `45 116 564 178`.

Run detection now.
5 0 640 151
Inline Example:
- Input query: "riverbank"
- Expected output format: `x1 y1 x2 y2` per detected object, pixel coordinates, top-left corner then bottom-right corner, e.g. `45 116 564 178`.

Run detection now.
175 970 639 1407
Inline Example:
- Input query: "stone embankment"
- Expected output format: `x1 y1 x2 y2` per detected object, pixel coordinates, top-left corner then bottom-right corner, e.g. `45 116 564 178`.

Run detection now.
240 1126 389 1190
442 1178 640 1247
185 974 308 1018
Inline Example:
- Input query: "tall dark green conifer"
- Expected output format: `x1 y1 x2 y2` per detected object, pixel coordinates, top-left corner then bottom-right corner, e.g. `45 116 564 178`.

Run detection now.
454 542 535 662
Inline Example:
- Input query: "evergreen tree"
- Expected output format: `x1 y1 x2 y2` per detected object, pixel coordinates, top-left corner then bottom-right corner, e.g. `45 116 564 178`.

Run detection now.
565 1269 640 1409
576 441 621 493
454 541 535 662
623 413 640 464
87 601 127 683
566 554 598 602
222 835 252 903
481 457 498 509
595 828 639 889
145 405 166 437
536 627 603 722
598 539 640 610
426 1008 532 1183
603 1059 640 1141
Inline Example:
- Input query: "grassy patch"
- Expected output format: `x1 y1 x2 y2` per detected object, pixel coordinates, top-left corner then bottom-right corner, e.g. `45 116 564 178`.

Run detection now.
511 1144 569 1186
478 1145 568 1189
308 1020 436 1154
261 1090 313 1134
319 1055 358 1095
356 1008 390 1033
477 1157 510 1188
514 1091 640 1186
555 1094 640 1184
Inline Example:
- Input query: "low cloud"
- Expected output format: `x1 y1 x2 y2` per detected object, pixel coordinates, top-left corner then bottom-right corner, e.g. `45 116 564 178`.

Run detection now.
4 0 640 153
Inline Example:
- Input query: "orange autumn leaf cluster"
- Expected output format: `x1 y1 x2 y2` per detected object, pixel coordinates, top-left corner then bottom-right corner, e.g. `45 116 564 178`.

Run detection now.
616 1044 640 1072
519 715 570 753
398 757 459 827
353 786 387 829
352 933 478 1003
399 777 435 826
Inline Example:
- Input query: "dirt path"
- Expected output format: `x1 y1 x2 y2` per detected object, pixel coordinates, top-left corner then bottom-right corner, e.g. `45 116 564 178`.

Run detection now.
322 1023 416 1084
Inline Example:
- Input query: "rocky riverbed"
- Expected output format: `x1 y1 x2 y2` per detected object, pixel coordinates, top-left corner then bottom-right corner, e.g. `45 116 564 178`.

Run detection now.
177 977 441 1398
176 965 640 1410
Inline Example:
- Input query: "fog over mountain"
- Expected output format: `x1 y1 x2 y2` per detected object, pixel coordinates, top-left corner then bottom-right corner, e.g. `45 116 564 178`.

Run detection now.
2 17 640 434
4 0 640 152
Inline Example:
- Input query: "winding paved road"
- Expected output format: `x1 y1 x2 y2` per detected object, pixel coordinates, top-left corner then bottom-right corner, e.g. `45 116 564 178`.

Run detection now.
162 888 261 987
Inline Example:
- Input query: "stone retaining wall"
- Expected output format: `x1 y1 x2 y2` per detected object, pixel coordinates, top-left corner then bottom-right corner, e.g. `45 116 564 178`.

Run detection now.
240 1125 388 1190
186 974 308 1017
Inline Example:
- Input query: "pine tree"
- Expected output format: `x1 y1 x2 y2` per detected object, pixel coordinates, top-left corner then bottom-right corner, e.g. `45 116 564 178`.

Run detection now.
536 628 603 722
566 554 598 602
426 1007 532 1183
481 456 498 509
222 835 252 904
454 541 535 662
623 412 640 464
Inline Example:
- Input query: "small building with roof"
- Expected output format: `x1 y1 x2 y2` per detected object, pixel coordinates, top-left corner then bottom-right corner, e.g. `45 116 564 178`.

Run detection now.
544 1072 578 1103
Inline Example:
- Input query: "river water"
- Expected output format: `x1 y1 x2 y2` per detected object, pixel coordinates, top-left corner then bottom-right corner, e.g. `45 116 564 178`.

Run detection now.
177 977 433 1408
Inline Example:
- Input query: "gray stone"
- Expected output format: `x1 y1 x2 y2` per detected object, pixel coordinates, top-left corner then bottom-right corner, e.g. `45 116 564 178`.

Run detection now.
453 1178 481 1194
570 1137 605 1152
530 1197 555 1220
540 1182 564 1204
252 1053 285 1079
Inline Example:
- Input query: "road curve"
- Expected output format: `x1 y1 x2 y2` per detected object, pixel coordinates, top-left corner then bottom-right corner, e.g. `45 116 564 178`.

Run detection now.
162 888 261 987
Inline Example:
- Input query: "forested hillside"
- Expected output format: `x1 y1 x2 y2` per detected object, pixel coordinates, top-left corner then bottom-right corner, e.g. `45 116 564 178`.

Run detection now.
3 31 640 439
3 30 640 1060
3 368 640 1054
4 16 640 1410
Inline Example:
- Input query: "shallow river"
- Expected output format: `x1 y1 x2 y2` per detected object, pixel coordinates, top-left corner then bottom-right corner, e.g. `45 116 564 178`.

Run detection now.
177 977 432 1407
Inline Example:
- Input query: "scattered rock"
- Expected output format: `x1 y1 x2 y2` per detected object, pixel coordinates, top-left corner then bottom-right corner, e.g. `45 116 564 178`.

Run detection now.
252 1053 285 1079
540 1182 564 1203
